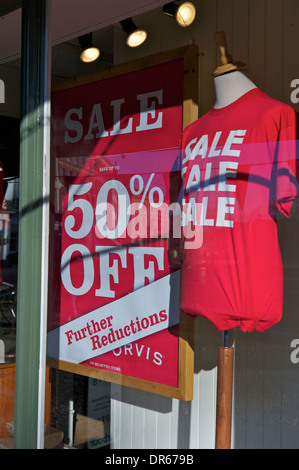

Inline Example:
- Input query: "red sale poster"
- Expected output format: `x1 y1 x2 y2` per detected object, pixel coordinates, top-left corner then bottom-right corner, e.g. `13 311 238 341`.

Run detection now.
47 48 197 397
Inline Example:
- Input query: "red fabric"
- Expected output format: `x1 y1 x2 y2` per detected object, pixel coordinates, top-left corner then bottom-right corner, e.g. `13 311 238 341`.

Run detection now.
180 89 298 332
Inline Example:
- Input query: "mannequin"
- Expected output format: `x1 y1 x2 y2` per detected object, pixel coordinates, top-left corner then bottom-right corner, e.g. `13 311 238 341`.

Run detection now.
180 31 298 448
212 32 255 449
180 30 297 331
213 70 257 108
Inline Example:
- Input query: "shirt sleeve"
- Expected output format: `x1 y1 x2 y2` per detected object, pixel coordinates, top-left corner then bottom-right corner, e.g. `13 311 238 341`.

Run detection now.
275 106 299 217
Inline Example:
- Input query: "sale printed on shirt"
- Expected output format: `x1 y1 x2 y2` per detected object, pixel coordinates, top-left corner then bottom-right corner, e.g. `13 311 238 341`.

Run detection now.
47 59 185 386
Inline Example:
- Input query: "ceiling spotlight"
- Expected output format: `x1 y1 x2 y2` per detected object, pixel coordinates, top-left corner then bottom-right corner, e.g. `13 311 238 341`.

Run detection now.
78 33 100 63
120 18 147 48
163 1 196 27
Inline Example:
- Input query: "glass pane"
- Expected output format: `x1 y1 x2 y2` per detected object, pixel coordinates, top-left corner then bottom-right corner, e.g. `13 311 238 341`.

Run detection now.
0 116 19 364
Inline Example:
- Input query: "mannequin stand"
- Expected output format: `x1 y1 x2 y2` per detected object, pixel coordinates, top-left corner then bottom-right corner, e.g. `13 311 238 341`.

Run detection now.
215 329 234 449
212 31 241 450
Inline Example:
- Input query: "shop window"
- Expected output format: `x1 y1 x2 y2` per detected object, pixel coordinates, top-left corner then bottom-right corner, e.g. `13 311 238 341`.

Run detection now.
0 116 19 365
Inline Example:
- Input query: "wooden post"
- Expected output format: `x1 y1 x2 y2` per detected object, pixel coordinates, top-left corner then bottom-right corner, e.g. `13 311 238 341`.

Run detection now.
215 330 234 449
212 30 246 76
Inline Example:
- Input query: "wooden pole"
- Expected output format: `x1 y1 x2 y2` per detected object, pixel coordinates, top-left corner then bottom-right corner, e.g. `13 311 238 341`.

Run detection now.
215 330 234 449
212 30 246 76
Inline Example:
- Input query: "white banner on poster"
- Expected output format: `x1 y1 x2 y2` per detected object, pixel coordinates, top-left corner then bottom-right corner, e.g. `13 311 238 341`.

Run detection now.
47 270 180 364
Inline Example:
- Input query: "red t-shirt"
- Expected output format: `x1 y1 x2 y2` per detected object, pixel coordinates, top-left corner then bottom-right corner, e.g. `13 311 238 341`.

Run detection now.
180 88 298 332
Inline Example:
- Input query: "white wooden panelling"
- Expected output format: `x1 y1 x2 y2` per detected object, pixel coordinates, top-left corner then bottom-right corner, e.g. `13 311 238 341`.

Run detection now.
248 0 267 88
110 0 299 449
231 0 249 66
265 0 284 101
